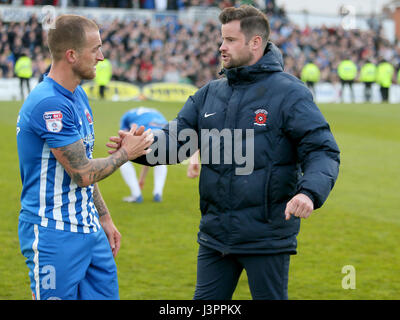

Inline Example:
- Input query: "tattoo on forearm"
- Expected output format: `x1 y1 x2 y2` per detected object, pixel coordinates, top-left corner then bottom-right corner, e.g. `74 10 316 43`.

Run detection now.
53 140 128 186
84 147 128 185
93 184 109 217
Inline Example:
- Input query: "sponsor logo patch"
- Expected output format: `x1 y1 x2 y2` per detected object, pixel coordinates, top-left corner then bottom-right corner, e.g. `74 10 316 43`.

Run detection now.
43 111 63 132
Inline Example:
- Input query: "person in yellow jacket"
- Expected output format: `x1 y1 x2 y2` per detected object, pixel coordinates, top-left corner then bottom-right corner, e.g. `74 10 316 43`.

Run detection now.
94 58 112 99
337 59 357 103
376 59 394 103
14 50 33 100
359 60 376 102
301 62 320 98
398 68 400 86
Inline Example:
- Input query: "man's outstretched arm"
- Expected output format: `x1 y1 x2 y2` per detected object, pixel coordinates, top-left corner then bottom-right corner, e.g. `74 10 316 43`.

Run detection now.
51 125 153 187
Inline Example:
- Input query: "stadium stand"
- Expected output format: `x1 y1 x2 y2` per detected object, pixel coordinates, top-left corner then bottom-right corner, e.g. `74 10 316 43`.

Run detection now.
0 1 399 89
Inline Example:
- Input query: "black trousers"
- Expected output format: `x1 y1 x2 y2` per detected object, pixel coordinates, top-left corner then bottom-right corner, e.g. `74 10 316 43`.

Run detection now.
364 82 373 102
99 85 105 99
19 77 31 99
380 86 389 102
193 245 290 300
340 79 355 102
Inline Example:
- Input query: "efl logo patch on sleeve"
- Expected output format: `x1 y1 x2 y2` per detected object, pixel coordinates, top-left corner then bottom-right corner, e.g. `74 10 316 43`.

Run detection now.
43 111 63 133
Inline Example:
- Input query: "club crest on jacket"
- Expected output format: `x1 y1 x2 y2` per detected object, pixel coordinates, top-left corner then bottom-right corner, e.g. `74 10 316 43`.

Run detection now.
254 108 268 126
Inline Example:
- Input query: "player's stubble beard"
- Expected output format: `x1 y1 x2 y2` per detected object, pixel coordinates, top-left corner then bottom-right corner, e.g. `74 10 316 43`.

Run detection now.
73 58 97 81
222 47 254 69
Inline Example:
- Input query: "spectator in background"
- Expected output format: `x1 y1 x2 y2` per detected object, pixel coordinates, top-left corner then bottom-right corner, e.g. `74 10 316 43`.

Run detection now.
337 58 357 103
0 43 15 77
1 2 400 99
300 61 320 98
376 58 394 103
151 58 165 82
95 58 113 99
163 61 181 82
14 49 33 100
397 67 400 87
359 59 376 102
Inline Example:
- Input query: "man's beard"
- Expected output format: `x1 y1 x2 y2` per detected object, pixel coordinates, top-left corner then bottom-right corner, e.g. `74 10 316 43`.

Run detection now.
73 63 96 80
223 50 254 69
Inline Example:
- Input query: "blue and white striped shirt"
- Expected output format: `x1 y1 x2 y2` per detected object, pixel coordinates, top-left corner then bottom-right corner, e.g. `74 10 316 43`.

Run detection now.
17 76 100 233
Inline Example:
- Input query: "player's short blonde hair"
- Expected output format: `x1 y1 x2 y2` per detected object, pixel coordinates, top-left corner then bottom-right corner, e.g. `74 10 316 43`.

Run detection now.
47 14 99 61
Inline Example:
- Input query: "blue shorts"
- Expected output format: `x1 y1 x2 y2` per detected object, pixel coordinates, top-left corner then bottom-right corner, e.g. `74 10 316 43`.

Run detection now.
18 220 119 300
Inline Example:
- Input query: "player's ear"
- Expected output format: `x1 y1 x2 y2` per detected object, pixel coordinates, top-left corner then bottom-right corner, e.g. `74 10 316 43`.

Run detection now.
250 35 263 51
65 49 77 64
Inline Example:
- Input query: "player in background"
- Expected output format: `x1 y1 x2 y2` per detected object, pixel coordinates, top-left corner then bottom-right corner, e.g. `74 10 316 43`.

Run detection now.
119 107 168 203
16 15 153 300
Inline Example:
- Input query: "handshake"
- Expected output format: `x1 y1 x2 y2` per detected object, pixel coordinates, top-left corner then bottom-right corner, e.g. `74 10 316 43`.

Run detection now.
106 124 154 161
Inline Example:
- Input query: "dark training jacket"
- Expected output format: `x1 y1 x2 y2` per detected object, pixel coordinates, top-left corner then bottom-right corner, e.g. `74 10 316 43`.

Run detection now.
137 42 340 255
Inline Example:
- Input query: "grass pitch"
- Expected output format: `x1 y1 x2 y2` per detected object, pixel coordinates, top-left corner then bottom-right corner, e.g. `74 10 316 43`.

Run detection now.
0 99 399 300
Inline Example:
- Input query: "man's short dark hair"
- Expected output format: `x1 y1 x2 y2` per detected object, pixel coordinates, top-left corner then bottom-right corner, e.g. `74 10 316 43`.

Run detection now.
219 5 270 46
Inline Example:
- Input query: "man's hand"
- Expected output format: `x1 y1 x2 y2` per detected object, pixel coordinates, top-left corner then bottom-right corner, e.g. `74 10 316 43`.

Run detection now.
107 124 153 160
187 150 200 178
100 213 121 258
187 163 200 178
284 193 314 220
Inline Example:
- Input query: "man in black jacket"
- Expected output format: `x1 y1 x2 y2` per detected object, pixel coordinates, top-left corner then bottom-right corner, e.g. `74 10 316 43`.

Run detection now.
109 5 340 300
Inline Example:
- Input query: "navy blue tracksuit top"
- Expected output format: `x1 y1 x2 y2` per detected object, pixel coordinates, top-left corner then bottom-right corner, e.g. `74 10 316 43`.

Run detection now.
136 42 340 255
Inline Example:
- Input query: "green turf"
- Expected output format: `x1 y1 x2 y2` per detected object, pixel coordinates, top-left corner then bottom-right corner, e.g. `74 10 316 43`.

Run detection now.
1 99 399 300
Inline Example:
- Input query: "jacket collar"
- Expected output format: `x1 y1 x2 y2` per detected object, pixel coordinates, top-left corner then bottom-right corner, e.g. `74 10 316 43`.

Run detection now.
220 42 284 86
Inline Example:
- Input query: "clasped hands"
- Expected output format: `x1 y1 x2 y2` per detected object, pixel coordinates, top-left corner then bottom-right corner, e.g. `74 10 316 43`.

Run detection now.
106 126 314 221
106 124 154 160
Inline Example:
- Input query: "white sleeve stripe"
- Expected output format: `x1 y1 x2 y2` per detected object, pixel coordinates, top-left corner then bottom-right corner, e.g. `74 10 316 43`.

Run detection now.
80 187 90 234
38 144 49 228
53 161 64 231
68 181 78 233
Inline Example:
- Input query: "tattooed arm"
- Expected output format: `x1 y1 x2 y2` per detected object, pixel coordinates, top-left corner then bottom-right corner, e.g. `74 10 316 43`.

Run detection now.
93 182 110 217
93 183 121 257
51 126 153 187
51 139 128 187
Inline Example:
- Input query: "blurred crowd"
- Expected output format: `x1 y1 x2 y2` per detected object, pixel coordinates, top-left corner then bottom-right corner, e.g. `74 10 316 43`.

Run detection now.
0 0 274 9
276 19 400 83
1 0 399 87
